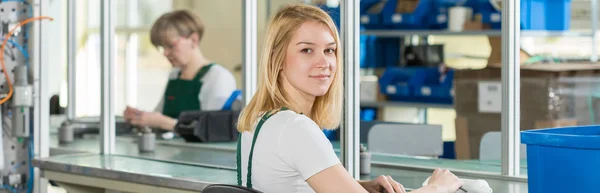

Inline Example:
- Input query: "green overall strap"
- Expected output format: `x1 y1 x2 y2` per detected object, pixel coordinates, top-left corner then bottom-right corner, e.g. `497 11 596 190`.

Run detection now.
236 108 288 188
189 63 215 82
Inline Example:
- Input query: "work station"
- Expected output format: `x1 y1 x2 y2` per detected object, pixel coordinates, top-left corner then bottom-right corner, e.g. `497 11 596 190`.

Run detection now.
0 0 596 192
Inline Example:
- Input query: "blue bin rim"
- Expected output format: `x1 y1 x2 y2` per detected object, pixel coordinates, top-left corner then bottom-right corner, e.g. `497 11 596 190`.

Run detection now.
521 125 600 149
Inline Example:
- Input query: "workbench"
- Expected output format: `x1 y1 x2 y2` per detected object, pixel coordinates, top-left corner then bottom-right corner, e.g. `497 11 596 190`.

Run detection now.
35 133 529 193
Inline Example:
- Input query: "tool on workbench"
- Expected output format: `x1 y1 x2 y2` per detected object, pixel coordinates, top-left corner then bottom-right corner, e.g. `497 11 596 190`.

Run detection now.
138 126 155 152
58 121 74 144
422 176 493 193
360 144 371 175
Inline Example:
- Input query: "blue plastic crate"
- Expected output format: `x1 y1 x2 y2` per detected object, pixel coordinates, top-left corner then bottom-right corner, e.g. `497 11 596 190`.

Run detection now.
522 0 571 30
322 129 337 141
380 37 401 67
521 126 600 193
360 108 377 121
477 0 571 30
412 68 454 104
360 0 388 29
428 6 449 29
317 5 341 29
379 67 421 100
382 0 433 29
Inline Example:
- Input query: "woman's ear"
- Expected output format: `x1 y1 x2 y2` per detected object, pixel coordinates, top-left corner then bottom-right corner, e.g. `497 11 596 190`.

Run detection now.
189 33 200 46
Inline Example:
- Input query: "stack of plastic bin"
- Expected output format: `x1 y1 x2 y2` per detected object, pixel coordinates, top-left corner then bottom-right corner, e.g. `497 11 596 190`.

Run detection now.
477 0 571 30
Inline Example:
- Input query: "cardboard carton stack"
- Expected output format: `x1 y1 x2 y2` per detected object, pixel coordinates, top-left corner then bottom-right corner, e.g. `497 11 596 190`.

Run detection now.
454 63 600 159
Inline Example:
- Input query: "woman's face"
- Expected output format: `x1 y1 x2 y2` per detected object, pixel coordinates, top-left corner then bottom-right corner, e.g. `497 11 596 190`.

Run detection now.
158 29 197 67
281 21 337 98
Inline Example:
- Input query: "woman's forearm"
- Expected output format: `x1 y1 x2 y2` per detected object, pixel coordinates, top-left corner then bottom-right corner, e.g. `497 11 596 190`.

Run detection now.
160 116 178 131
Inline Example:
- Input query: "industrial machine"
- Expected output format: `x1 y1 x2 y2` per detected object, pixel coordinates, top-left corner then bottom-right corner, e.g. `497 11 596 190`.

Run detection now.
0 0 52 192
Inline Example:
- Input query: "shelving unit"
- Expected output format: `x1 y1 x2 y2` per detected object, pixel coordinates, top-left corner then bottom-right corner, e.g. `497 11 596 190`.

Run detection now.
359 0 599 119
360 101 453 109
361 29 595 37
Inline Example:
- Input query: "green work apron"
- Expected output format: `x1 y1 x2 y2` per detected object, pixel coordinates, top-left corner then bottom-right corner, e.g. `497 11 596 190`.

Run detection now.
237 108 288 189
162 63 214 119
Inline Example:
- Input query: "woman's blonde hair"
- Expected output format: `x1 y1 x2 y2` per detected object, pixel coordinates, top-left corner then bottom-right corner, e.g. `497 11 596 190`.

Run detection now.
150 10 205 47
237 4 343 132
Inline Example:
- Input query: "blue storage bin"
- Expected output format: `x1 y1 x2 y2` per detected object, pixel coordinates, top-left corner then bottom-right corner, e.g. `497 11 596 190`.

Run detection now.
360 0 387 29
360 108 377 121
521 126 600 193
522 0 571 30
380 37 401 67
317 5 341 29
428 6 449 29
382 0 433 29
412 68 454 104
477 0 571 30
323 129 337 141
379 67 421 100
361 35 377 68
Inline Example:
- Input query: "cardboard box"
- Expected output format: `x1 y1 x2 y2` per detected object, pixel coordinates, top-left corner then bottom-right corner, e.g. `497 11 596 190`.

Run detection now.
455 115 577 159
454 63 600 159
360 76 380 102
461 20 531 67
454 64 600 118
395 0 419 13
487 37 531 68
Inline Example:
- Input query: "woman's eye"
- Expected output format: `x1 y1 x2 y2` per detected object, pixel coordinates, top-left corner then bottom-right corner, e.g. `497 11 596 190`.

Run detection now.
301 48 313 53
325 48 336 54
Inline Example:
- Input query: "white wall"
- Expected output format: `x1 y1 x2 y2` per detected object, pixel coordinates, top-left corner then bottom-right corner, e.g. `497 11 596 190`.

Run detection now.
47 0 66 98
176 0 301 88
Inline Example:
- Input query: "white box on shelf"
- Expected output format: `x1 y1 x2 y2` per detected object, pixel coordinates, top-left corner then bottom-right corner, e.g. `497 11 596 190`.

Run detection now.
361 76 379 102
478 81 502 113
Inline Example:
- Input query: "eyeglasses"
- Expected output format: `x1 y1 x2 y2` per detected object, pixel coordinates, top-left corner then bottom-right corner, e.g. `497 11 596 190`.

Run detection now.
157 36 184 55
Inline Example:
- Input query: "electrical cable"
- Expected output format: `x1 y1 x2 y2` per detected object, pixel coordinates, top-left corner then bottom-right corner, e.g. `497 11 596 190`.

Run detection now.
2 184 17 193
0 16 53 105
2 38 29 67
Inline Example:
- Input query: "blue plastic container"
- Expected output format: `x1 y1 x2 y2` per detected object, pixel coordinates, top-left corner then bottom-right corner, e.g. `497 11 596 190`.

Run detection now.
521 126 600 193
382 0 433 29
428 6 449 29
323 129 337 141
412 68 454 104
522 0 571 30
379 67 420 100
360 108 377 121
379 37 401 67
317 5 341 29
360 0 387 29
478 0 571 30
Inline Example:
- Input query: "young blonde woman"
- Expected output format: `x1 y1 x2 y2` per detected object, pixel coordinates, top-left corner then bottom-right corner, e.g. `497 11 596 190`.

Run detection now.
236 4 463 193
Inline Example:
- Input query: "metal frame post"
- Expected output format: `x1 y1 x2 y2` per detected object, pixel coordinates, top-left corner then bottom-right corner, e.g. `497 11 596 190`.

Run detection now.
242 0 258 105
592 0 598 62
501 0 521 176
33 0 51 192
125 0 139 108
67 0 76 120
100 0 116 154
341 0 361 178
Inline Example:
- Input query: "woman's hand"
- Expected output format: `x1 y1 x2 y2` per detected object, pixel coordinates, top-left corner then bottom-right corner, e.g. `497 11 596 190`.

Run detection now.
128 110 176 131
359 175 406 193
124 106 142 122
425 169 462 193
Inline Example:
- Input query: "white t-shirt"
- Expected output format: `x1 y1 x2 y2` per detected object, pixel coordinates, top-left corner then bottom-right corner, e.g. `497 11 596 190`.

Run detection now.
154 64 237 112
239 110 340 193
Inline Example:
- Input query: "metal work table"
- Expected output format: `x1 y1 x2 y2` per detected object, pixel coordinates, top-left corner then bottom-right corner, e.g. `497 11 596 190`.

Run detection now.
34 153 235 193
49 134 528 174
42 134 529 192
